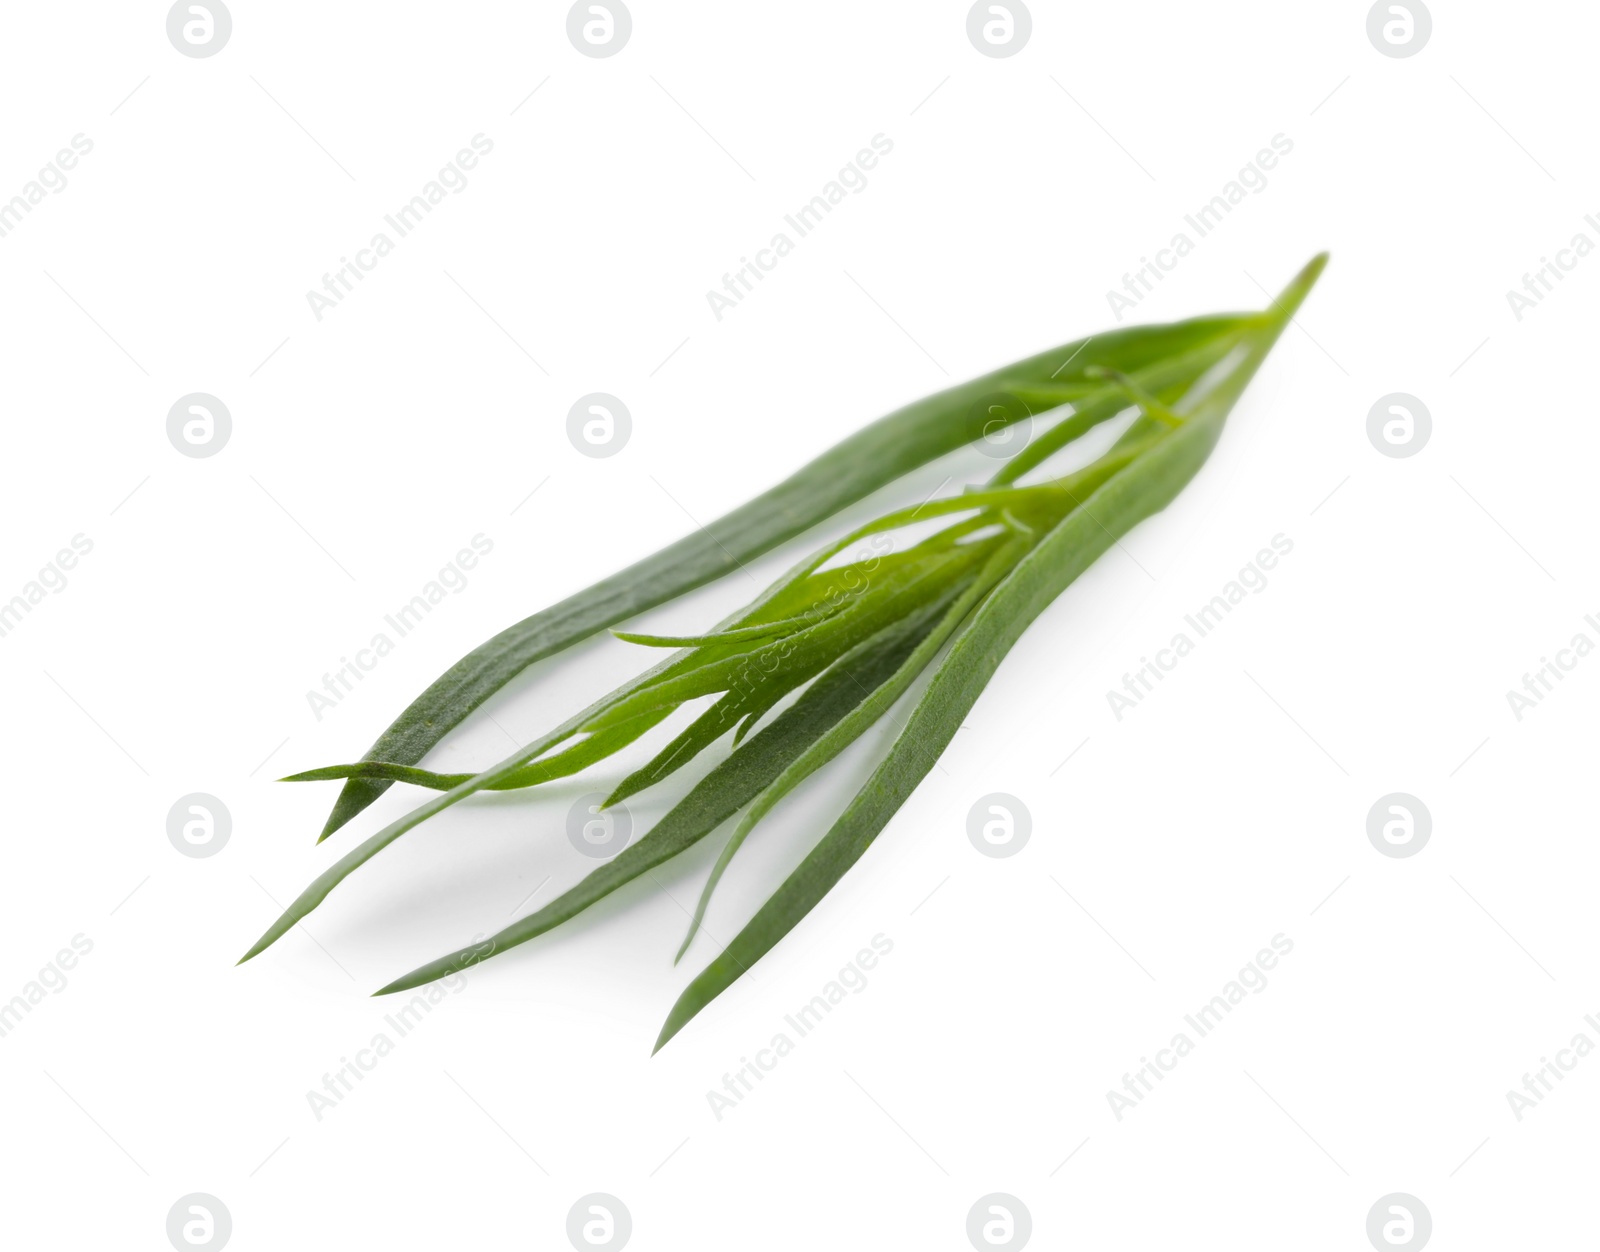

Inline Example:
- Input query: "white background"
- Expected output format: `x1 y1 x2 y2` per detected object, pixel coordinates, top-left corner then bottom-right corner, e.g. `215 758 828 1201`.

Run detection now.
0 1 1594 1248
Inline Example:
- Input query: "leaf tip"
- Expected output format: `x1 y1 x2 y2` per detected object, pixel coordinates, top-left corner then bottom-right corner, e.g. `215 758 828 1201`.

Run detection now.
236 939 266 966
317 814 347 843
1282 252 1330 304
653 984 704 1054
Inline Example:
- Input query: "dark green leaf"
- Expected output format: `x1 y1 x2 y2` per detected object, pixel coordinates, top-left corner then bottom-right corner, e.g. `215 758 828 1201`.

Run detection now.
371 599 953 996
653 256 1327 1051
316 313 1258 841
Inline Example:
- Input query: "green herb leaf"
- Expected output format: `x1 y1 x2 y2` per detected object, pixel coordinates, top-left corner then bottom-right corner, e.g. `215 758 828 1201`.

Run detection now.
653 255 1327 1050
314 313 1260 842
371 601 951 996
281 706 675 793
250 257 1327 1057
672 525 1031 964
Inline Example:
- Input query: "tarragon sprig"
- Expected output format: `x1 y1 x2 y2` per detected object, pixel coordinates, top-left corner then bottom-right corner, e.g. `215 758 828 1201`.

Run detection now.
240 255 1327 1051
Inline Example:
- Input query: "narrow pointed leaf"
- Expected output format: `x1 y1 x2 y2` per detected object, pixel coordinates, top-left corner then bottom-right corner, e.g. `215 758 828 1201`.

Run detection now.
242 629 710 961
674 529 1029 962
612 610 835 649
282 706 675 793
654 255 1327 1050
372 601 951 995
601 673 809 809
578 542 995 733
988 326 1251 486
317 313 1257 840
